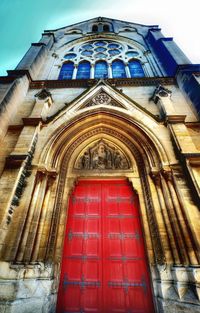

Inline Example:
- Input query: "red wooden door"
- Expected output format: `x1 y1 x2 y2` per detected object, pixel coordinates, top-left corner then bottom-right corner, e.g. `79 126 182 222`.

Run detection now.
57 180 155 313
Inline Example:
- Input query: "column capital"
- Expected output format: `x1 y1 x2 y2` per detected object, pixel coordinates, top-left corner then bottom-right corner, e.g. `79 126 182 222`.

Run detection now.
37 165 58 178
162 169 173 182
150 170 162 186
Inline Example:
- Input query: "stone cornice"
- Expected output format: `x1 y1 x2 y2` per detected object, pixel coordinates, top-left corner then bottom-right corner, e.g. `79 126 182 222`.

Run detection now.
29 77 175 89
0 75 175 89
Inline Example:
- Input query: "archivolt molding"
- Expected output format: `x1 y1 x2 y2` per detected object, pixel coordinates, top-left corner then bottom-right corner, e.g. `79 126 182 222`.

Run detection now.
38 110 170 169
57 33 147 56
43 125 166 265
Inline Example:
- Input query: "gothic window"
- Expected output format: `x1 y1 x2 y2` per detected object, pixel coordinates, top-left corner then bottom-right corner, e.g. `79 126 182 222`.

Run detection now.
64 53 76 60
112 60 126 78
103 25 110 32
94 61 108 79
128 59 145 77
76 61 91 79
92 25 98 32
58 62 74 79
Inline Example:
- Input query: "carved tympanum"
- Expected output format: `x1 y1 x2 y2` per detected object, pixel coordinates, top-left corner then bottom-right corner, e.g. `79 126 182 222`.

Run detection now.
75 140 130 170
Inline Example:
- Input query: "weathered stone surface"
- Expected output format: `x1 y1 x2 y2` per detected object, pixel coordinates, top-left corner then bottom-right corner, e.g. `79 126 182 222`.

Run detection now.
0 16 200 313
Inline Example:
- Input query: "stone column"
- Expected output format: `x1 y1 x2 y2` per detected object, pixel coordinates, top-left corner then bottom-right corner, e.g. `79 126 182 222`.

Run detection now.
91 64 95 79
171 170 200 264
125 63 131 78
72 65 78 79
15 171 43 262
150 171 174 263
31 169 57 262
108 63 112 78
162 170 189 264
159 172 183 264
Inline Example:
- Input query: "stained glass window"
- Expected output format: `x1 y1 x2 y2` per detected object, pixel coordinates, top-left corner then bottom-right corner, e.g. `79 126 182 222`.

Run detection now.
82 50 93 56
95 41 106 46
112 60 126 78
64 53 76 60
95 47 106 52
109 49 120 56
95 53 107 59
76 61 91 79
128 60 145 77
82 44 93 50
58 62 74 80
94 61 108 79
108 43 119 49
126 51 139 58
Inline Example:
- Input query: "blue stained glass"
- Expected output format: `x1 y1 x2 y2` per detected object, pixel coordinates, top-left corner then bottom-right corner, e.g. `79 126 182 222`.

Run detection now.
82 44 93 50
95 47 106 52
95 41 106 46
95 53 106 59
109 49 120 56
128 60 145 77
64 53 76 60
82 50 93 56
58 62 74 80
94 61 108 79
126 51 139 58
108 43 119 49
76 61 91 79
112 60 126 78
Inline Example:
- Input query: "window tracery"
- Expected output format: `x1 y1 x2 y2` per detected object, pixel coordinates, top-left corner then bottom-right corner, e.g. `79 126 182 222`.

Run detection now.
58 40 146 79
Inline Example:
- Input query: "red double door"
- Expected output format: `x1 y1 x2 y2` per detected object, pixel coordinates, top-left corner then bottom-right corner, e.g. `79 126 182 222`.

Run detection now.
57 179 155 313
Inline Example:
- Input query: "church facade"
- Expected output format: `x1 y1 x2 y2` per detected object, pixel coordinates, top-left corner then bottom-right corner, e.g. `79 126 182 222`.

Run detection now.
0 17 200 313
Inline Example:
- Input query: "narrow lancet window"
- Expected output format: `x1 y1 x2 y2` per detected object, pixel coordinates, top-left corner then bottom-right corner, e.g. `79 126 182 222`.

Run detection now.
128 60 145 77
76 61 91 79
112 60 126 78
94 61 108 79
58 62 74 79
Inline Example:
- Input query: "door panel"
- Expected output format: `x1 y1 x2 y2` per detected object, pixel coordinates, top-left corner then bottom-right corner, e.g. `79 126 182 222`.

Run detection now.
57 179 155 313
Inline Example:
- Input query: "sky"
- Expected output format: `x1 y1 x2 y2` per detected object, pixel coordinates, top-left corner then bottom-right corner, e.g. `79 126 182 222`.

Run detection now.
0 0 199 76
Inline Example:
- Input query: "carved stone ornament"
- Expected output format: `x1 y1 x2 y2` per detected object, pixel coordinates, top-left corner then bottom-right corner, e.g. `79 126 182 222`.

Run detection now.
152 84 172 103
74 139 131 170
93 92 111 105
83 91 123 108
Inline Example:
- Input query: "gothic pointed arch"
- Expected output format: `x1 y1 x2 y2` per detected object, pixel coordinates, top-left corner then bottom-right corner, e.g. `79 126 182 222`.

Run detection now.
128 58 145 77
112 59 126 78
58 61 74 79
76 60 91 79
94 60 108 79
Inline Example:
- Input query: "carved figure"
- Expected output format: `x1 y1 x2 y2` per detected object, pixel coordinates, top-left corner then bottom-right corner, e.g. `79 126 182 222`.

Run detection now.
81 152 90 169
75 140 130 170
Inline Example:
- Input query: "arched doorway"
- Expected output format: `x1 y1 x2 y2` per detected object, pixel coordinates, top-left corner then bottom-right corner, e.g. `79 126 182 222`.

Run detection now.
37 109 171 313
56 179 155 313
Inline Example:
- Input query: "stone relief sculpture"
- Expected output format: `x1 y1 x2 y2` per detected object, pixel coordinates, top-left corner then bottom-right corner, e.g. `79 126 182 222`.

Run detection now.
75 140 130 170
82 91 124 108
